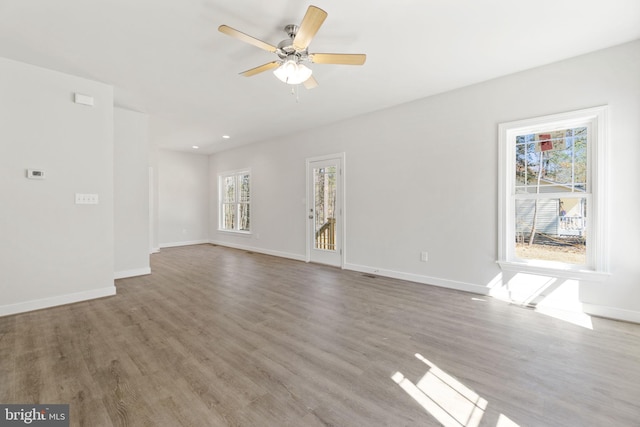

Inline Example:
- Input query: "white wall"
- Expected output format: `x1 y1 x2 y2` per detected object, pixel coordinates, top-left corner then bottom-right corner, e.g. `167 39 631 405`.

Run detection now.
0 57 115 316
158 150 209 247
209 145 310 260
114 107 150 278
210 40 640 323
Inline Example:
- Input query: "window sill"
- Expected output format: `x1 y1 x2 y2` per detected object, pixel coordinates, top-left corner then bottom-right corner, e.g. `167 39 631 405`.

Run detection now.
217 229 252 237
497 260 610 283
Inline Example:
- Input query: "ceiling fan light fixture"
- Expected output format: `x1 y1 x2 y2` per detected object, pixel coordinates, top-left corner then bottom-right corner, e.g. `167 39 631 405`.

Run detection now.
273 58 312 85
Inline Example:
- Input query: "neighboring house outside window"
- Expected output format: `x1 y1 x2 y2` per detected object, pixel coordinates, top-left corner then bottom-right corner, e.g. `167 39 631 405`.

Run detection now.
498 106 609 279
219 169 250 232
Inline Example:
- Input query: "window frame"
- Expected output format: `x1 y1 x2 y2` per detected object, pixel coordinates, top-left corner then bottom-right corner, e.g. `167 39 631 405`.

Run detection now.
218 169 251 234
497 106 610 280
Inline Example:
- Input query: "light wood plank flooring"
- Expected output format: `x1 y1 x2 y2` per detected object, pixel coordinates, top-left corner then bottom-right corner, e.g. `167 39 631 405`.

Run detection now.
1 244 639 426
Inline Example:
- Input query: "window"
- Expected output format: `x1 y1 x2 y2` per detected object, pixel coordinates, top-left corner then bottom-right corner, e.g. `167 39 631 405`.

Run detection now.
498 107 609 277
219 170 250 232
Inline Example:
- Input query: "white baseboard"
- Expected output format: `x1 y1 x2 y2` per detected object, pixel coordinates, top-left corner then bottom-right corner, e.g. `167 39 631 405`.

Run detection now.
343 262 490 296
209 240 306 262
114 267 151 280
582 303 640 324
159 240 209 249
0 286 116 317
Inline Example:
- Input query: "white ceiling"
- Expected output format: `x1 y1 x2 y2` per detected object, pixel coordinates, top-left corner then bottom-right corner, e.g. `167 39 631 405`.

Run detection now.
1 1 639 154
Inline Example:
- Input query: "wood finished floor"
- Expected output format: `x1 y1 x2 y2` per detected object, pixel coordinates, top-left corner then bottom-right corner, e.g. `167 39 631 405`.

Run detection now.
1 244 639 426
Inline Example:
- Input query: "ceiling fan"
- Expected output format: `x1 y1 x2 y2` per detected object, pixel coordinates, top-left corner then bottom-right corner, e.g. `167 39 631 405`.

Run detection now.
218 5 366 89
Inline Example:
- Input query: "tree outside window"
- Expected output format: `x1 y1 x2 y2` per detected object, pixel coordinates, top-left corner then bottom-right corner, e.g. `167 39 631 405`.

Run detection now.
514 127 587 264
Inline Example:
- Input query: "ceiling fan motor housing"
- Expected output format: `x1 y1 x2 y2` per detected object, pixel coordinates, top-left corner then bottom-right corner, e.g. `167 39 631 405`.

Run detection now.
276 25 309 62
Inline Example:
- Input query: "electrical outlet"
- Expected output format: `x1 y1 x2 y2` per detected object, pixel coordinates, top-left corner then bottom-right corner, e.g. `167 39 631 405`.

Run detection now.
420 251 428 262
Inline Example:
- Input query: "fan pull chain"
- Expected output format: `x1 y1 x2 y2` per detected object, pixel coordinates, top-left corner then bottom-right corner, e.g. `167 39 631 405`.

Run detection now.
291 85 301 103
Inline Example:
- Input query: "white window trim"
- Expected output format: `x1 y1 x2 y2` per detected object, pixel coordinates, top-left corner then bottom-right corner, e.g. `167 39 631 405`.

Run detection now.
218 168 251 234
497 106 610 281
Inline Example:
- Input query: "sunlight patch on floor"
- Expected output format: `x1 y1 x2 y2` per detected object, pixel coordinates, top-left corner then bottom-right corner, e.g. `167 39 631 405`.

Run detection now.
392 353 520 427
534 305 593 329
485 272 594 330
496 413 520 427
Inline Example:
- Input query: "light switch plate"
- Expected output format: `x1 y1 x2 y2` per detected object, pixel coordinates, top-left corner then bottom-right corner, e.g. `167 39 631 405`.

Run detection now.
75 193 99 204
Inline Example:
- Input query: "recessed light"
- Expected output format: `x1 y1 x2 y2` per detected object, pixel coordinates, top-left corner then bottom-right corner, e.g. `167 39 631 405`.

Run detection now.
192 145 199 149
222 135 231 139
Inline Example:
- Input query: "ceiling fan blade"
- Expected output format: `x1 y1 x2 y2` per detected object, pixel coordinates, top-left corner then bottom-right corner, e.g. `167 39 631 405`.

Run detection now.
311 53 367 65
303 75 318 89
292 6 327 51
218 25 277 53
240 61 280 77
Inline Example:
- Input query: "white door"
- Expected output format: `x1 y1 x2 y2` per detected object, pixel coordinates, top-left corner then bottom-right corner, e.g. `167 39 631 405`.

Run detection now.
307 155 343 267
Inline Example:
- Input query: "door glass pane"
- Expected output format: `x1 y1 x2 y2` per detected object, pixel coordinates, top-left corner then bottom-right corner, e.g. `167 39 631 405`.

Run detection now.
314 166 337 251
514 197 586 265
